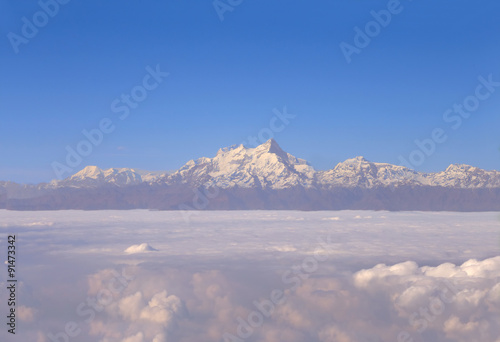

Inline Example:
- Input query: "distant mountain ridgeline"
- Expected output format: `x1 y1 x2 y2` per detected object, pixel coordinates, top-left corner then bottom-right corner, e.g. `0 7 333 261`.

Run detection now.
1 140 499 211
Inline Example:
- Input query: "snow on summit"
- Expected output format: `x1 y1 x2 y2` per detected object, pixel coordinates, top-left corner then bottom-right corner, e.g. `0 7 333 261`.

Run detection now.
57 139 500 190
65 166 143 187
1 139 499 210
166 139 316 189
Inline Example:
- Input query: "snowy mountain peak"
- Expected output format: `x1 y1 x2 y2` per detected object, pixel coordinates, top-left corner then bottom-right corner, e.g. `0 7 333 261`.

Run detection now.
62 166 146 187
334 156 370 167
445 164 476 173
255 138 282 153
216 144 244 156
70 166 104 180
162 139 315 189
431 163 500 188
253 138 290 163
333 156 374 170
49 141 500 191
350 156 369 163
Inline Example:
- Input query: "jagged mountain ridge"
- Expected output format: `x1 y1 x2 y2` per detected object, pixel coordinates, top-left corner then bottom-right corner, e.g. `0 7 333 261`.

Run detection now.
57 166 168 187
49 139 499 190
1 139 499 211
158 139 316 189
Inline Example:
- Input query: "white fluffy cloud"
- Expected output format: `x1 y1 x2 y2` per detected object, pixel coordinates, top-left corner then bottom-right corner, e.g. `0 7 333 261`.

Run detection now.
2 210 499 342
124 243 158 254
94 289 185 342
119 292 145 321
17 305 36 322
139 290 184 326
121 332 144 342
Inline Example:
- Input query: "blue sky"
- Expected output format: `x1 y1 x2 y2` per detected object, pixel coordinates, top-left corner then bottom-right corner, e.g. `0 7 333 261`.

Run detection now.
1 0 500 183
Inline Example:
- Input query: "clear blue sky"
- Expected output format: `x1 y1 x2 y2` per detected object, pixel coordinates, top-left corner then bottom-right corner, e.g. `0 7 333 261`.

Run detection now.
1 0 500 183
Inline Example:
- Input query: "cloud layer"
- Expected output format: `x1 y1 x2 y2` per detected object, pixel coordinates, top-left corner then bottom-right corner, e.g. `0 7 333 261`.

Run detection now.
0 210 499 341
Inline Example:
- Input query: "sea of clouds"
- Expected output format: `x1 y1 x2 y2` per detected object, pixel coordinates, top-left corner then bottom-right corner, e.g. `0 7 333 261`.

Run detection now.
0 210 499 342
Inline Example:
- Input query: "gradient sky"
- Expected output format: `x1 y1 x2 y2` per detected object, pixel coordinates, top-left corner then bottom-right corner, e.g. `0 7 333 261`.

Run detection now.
1 0 500 183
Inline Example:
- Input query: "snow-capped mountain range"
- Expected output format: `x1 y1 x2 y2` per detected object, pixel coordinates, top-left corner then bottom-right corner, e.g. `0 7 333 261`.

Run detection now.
48 139 500 189
56 166 167 187
1 139 499 211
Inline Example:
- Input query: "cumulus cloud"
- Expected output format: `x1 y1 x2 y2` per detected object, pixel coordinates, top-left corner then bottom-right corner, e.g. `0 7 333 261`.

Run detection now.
151 333 167 342
139 290 184 327
215 256 500 342
124 243 158 254
17 305 36 322
121 332 144 342
353 260 420 289
119 292 145 321
351 257 500 342
317 325 353 342
3 210 499 342
92 286 186 342
13 256 500 341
